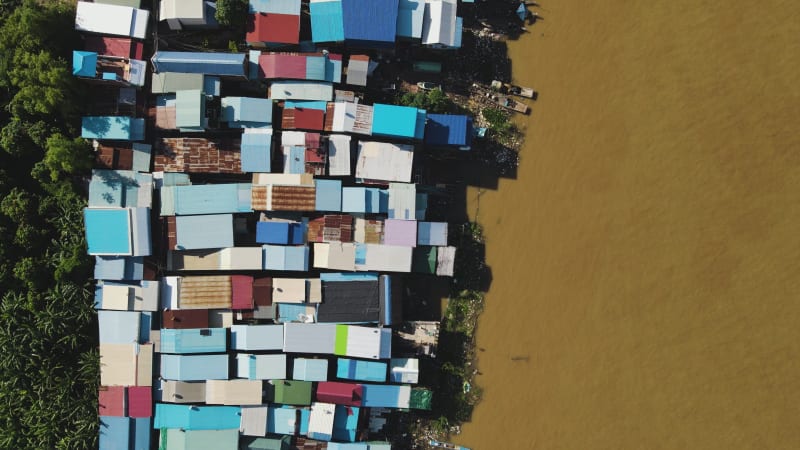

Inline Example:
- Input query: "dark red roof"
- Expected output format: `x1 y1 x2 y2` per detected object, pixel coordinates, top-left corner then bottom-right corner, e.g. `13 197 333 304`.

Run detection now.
98 386 125 416
85 36 143 59
294 108 325 131
127 386 152 418
162 309 209 329
305 132 321 149
247 13 300 45
253 277 273 306
315 381 363 406
231 275 254 310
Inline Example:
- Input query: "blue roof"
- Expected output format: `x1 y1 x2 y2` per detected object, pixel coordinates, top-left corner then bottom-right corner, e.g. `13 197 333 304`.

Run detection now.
342 0 399 46
306 56 327 80
277 303 317 323
175 214 234 250
256 221 304 245
98 310 142 344
326 58 343 83
85 208 132 255
299 407 310 436
94 256 144 280
99 416 130 450
332 405 359 442
320 272 378 282
263 245 310 271
221 97 273 127
285 100 328 111
160 328 227 354
341 187 388 213
397 0 424 38
417 221 448 246
361 384 405 408
82 116 145 141
73 51 97 77
154 404 241 430
241 133 272 172
371 104 418 138
315 179 342 211
336 358 387 382
415 109 427 139
133 417 150 450
89 170 151 208
250 0 301 14
172 184 252 215
310 0 345 43
287 146 305 174
152 51 247 77
425 114 472 147
327 443 369 450
293 358 328 381
204 75 221 96
160 354 230 381
267 406 298 435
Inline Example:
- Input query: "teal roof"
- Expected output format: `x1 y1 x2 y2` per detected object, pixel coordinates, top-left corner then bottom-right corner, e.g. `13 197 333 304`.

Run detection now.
310 0 345 43
154 404 241 430
336 358 387 382
85 208 132 255
160 328 227 353
175 214 234 250
372 104 419 138
397 0 424 38
160 354 230 381
73 51 97 77
82 116 145 141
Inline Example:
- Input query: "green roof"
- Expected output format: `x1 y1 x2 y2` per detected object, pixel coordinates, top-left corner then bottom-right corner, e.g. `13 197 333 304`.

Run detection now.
241 436 291 450
412 246 437 274
409 388 432 410
271 380 312 405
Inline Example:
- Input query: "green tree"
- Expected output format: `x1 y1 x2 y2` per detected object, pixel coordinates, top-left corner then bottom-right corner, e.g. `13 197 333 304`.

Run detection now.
42 133 92 181
215 0 248 29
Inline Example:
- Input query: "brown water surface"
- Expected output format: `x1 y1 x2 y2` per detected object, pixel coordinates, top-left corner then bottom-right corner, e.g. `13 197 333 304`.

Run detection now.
456 1 800 448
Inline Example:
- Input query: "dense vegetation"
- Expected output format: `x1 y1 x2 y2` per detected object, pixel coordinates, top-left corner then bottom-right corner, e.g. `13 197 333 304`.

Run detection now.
0 1 98 448
396 88 455 114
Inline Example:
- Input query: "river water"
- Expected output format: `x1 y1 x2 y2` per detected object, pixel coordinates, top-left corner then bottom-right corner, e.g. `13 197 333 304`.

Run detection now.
455 1 800 448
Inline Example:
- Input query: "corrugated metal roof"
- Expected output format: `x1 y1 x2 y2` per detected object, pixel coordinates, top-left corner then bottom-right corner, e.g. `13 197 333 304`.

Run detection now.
361 384 411 408
341 0 399 45
331 102 373 134
168 183 252 216
424 113 472 147
317 280 380 323
248 12 300 44
176 89 205 129
283 323 337 354
260 53 307 79
75 2 149 39
308 402 336 440
72 51 96 77
231 324 284 350
346 55 369 86
151 72 205 93
355 141 414 183
390 358 419 384
242 131 272 172
161 429 239 450
306 56 327 80
387 182 416 220
159 380 207 403
85 208 132 255
179 275 232 309
267 406 298 435
397 0 424 38
315 179 342 211
282 107 325 131
256 221 304 245
327 58 343 83
89 170 152 208
270 81 333 101
271 380 312 405
268 185 317 211
371 104 419 138
422 0 460 48
240 406 269 436
263 245 310 271
310 0 345 43
341 187 387 213
160 328 227 354
175 214 233 250
336 358 387 382
221 97 273 127
327 134 352 176
94 255 143 280
285 100 328 110
436 246 456 276
162 309 209 329
155 138 242 173
151 51 247 77
357 244 413 272
206 380 263 405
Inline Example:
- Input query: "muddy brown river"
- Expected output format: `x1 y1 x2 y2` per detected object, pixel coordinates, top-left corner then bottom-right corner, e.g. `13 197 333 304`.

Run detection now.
455 1 800 448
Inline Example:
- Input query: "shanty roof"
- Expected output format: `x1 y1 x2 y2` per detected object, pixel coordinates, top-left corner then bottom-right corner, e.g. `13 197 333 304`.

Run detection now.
160 354 230 381
356 244 414 273
334 325 392 359
151 52 247 77
293 358 329 381
283 322 337 354
425 113 472 147
85 36 144 59
355 141 414 183
99 417 150 450
75 2 149 39
99 343 152 386
387 182 417 220
270 81 333 101
332 405 360 442
242 131 273 172
309 0 345 43
240 406 269 437
176 275 233 309
329 102 373 135
94 256 144 280
72 51 96 77
259 54 334 81
390 358 420 384
175 214 233 250
397 0 424 38
247 12 300 44
206 380 263 405
221 97 273 127
98 310 143 344
307 402 336 441
95 280 158 311
327 134 352 176
256 221 304 245
82 116 145 141
151 72 220 94
237 354 287 380
160 428 239 450
336 358 387 382
271 380 312 405
422 0 460 47
267 406 298 435
154 404 242 430
89 170 152 208
176 89 206 130
160 0 205 20
361 384 411 408
341 0 399 46
84 208 134 255
282 108 325 131
315 179 343 211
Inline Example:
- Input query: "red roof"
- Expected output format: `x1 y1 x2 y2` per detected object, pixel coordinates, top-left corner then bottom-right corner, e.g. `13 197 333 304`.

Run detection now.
85 36 143 59
259 53 307 79
305 132 322 149
162 309 209 329
127 386 152 418
315 381 363 406
98 386 125 416
232 275 254 309
247 13 300 45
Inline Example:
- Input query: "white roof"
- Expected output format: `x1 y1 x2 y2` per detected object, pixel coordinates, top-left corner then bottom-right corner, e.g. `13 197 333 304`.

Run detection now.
345 326 386 360
308 402 336 441
390 358 419 384
281 131 307 146
252 172 314 186
240 406 269 437
75 1 149 39
220 247 264 270
206 380 263 405
271 81 333 101
355 141 414 183
388 183 416 220
99 280 159 311
313 242 356 271
357 244 413 272
237 353 288 380
160 0 205 20
422 0 458 47
332 102 373 135
283 323 336 354
231 324 284 350
327 134 352 176
436 246 456 276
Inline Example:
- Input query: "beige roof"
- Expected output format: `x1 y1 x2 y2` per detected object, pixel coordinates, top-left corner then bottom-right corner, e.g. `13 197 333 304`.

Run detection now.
160 380 206 403
307 279 322 303
273 278 307 303
99 343 153 386
179 276 232 309
209 309 234 328
206 380 263 405
313 242 356 271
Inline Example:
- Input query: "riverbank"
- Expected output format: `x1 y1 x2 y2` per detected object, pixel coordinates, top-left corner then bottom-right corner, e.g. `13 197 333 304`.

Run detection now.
456 1 800 449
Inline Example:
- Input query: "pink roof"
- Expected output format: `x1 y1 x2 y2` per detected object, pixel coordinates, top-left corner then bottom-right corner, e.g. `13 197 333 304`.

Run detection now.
316 381 363 406
383 219 417 247
98 386 125 416
232 275 254 309
127 386 151 418
259 53 307 79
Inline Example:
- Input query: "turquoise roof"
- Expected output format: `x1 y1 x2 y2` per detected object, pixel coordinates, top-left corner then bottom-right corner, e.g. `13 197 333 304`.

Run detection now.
85 208 132 255
73 51 97 77
82 116 145 141
397 0 424 38
310 0 345 43
154 404 241 430
371 104 419 138
160 354 230 381
284 100 328 111
332 405 359 442
336 358 387 382
160 328 227 354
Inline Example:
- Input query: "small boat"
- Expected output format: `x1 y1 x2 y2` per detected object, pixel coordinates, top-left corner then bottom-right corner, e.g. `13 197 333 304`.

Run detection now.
491 80 535 98
516 2 528 21
417 81 442 91
429 439 471 450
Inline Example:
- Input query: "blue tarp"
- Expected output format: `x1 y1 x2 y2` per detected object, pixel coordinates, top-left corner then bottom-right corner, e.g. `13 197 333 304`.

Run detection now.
310 0 345 43
341 0 399 46
425 114 473 147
